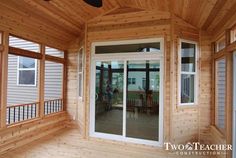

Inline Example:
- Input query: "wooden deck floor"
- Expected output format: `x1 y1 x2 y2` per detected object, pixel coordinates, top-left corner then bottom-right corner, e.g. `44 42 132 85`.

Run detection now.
0 127 211 158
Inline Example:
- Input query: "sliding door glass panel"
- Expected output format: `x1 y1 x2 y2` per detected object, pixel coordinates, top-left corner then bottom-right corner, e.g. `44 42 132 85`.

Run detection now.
95 61 124 135
126 60 159 141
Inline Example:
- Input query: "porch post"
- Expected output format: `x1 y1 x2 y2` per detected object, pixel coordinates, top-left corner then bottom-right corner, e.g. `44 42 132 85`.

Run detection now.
0 32 9 128
39 44 45 118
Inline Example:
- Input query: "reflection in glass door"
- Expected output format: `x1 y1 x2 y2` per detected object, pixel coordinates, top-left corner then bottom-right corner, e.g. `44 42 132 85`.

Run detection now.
92 59 161 143
95 61 124 135
126 60 160 141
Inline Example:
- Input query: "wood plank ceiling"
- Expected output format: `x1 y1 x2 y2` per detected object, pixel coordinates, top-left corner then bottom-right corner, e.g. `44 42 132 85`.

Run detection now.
0 0 235 49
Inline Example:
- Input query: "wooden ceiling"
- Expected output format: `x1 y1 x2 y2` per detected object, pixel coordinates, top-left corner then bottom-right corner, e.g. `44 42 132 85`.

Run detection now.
0 0 235 49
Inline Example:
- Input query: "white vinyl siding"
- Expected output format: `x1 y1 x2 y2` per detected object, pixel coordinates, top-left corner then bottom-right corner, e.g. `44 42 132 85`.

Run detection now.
9 36 39 52
7 55 38 105
44 61 63 100
215 58 226 131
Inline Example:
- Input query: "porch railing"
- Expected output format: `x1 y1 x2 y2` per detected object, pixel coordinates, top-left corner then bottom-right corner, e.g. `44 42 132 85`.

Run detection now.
6 102 39 125
44 98 63 115
6 98 63 125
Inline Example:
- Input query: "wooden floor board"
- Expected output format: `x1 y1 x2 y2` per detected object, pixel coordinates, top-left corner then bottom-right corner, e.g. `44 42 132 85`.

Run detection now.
0 127 211 158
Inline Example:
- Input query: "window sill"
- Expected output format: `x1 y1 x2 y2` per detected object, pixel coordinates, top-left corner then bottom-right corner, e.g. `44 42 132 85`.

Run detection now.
177 104 198 109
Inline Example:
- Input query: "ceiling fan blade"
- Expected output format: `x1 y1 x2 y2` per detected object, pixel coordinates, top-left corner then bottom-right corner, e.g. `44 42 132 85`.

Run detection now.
83 0 102 8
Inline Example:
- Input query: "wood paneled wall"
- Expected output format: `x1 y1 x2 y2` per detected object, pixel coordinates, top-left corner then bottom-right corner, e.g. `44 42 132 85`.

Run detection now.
66 9 213 147
63 14 220 158
86 10 171 141
0 112 68 154
170 16 200 143
198 31 212 144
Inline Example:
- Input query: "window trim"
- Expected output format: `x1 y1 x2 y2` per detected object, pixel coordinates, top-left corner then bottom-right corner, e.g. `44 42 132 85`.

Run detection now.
78 47 84 100
178 39 198 106
17 56 37 87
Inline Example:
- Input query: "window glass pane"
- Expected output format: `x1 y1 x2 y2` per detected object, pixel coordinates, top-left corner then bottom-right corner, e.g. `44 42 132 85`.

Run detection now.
231 29 236 43
216 37 225 52
0 32 2 44
181 42 196 72
7 54 39 124
45 46 64 58
19 57 35 68
95 42 160 54
126 60 160 141
95 61 124 135
78 49 83 72
181 74 195 103
19 70 35 85
9 36 39 52
78 73 82 97
215 59 226 131
44 61 63 115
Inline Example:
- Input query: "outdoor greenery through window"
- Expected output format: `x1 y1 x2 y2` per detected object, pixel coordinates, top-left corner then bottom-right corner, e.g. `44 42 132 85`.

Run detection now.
180 41 197 105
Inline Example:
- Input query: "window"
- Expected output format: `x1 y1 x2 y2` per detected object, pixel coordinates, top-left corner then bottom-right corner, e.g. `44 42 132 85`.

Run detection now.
128 78 136 85
216 36 226 52
0 32 2 44
95 42 161 54
231 28 236 43
17 56 37 86
78 48 84 99
215 58 226 132
179 40 197 105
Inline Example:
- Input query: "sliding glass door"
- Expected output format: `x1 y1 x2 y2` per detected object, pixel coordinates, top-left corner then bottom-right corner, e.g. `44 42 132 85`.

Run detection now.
91 59 162 145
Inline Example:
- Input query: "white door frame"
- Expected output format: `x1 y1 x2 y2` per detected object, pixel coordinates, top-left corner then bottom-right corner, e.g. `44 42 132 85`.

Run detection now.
233 51 236 158
89 38 164 147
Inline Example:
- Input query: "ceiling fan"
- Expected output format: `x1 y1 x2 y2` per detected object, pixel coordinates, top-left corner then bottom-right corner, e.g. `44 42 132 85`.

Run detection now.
83 0 103 8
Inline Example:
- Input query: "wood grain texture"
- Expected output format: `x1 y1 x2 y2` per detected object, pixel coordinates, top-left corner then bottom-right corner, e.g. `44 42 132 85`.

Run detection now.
0 112 68 155
0 127 211 158
0 0 232 50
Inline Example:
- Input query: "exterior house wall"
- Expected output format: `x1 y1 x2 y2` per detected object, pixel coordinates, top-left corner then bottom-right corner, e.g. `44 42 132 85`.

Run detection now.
7 37 63 106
